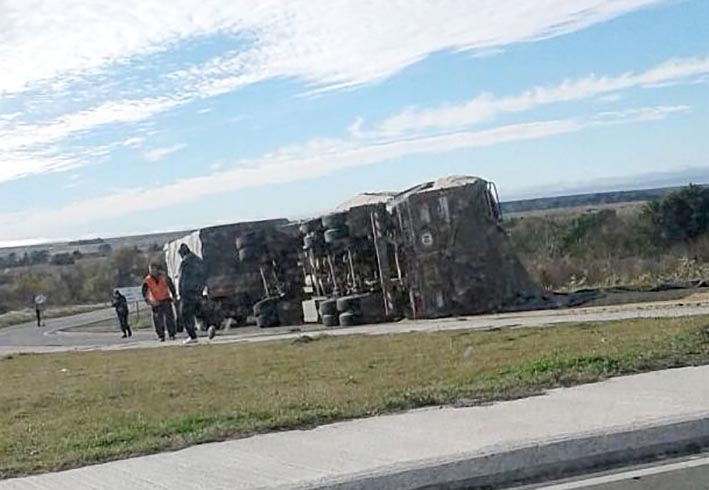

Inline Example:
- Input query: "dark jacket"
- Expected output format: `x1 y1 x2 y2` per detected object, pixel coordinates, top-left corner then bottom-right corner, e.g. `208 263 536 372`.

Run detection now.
112 293 129 315
178 253 206 299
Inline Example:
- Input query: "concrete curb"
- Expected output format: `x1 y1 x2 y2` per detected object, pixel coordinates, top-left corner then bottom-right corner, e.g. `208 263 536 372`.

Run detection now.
292 415 709 490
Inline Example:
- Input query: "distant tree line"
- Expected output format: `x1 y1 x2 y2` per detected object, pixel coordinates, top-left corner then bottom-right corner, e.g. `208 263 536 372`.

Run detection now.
0 244 112 269
0 246 163 312
501 187 675 214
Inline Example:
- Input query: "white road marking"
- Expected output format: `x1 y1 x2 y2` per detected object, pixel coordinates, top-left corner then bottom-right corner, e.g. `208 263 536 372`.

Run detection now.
535 455 709 489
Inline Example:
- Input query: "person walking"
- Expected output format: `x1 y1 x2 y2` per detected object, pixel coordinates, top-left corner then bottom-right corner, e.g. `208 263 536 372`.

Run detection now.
33 295 46 327
177 244 207 344
111 289 132 338
142 264 177 342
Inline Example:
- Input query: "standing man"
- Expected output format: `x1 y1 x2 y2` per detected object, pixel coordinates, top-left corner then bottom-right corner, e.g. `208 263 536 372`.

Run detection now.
177 244 207 344
142 263 177 342
112 289 132 338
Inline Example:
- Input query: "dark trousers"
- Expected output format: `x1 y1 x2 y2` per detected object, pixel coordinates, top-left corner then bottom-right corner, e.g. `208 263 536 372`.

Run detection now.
152 301 176 339
179 297 200 340
36 308 41 327
118 311 132 336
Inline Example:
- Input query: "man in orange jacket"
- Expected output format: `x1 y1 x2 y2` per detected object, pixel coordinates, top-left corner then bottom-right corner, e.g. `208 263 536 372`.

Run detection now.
142 263 178 342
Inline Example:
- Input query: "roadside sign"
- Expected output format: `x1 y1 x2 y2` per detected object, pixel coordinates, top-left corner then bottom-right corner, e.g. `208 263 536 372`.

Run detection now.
117 286 142 303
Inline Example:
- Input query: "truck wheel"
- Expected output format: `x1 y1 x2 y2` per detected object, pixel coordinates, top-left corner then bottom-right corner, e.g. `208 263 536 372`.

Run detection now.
324 227 349 244
338 311 360 327
336 295 362 314
276 301 304 326
257 312 280 328
299 219 323 235
254 297 278 317
303 232 323 251
360 308 386 325
318 298 338 317
321 314 339 327
322 213 346 229
358 293 387 324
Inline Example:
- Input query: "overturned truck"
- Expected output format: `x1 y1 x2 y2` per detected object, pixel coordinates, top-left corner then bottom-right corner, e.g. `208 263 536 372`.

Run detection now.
163 175 545 330
305 176 544 327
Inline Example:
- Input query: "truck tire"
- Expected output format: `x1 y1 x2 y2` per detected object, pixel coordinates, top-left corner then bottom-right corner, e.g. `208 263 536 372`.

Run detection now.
360 308 386 325
257 312 280 328
277 300 304 326
318 298 338 317
324 227 349 244
338 311 360 327
321 314 339 328
359 293 387 324
299 219 323 235
336 295 362 314
253 297 278 316
303 232 324 251
322 213 346 229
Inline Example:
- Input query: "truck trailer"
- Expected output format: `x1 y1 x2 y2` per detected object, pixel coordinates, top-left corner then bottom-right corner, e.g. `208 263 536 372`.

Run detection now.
163 175 545 330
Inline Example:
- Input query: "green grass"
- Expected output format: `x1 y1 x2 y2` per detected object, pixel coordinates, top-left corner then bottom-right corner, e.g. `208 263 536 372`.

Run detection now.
0 304 108 330
2 316 709 478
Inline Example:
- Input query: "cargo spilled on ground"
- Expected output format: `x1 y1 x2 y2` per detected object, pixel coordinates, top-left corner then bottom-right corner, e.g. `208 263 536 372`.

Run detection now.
2 315 709 478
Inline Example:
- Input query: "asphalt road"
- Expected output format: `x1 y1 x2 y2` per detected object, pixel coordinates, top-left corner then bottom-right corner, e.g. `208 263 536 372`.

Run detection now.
3 296 709 356
516 453 709 489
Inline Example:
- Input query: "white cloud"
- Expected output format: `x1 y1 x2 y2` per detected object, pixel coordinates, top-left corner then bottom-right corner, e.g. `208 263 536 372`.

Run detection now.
0 105 686 240
171 0 665 96
0 0 667 185
122 136 145 148
0 238 53 248
0 152 79 183
143 143 187 162
0 96 184 183
1 97 182 154
375 56 709 136
0 0 661 97
596 93 624 103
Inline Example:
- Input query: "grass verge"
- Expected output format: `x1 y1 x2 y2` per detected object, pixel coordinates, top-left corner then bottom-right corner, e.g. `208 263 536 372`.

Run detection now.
2 315 709 478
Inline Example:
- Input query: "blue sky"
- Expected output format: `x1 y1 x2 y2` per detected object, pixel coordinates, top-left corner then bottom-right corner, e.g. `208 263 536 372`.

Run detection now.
0 0 707 244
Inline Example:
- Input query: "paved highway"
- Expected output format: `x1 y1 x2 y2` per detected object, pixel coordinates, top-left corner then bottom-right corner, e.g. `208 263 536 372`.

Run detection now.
515 453 709 489
3 296 709 356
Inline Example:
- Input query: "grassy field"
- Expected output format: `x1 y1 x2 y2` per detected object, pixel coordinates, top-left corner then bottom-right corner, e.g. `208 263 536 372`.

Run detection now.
0 304 108 330
2 316 709 478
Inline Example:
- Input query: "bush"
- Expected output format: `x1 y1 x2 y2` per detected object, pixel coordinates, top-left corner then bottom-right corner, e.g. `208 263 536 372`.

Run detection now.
50 253 75 266
506 184 709 290
643 184 709 244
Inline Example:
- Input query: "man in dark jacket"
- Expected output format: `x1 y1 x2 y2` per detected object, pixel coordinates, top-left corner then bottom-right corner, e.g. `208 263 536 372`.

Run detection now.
178 244 207 344
112 289 132 338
